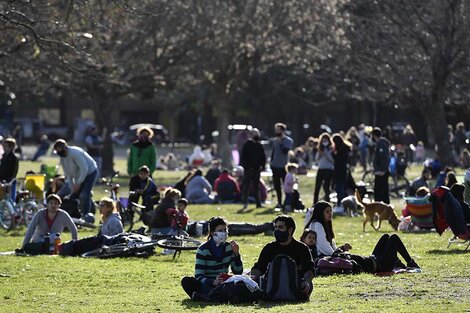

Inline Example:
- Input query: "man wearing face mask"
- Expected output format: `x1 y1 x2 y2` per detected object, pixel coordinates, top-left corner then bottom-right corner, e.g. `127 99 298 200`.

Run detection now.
371 127 391 203
0 137 19 183
53 139 97 217
270 123 293 208
251 215 315 300
240 128 266 209
181 216 243 300
127 127 156 177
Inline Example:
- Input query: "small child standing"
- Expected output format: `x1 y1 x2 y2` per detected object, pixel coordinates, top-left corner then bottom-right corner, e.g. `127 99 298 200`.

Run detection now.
300 229 318 260
283 163 298 212
415 141 425 164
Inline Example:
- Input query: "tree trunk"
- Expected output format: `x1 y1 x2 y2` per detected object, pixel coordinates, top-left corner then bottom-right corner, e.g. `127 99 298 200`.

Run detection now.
91 85 115 177
216 94 232 168
420 81 454 167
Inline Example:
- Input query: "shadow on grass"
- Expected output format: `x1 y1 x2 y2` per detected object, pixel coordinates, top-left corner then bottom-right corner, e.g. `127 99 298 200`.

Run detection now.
181 298 301 308
427 248 470 255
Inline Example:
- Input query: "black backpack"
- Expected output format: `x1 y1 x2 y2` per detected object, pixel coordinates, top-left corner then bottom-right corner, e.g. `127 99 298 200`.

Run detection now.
260 254 302 301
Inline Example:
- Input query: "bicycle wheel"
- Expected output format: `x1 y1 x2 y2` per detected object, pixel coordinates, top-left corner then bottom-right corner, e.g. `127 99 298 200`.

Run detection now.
0 200 14 230
81 244 130 258
22 201 39 227
156 237 201 251
120 211 134 232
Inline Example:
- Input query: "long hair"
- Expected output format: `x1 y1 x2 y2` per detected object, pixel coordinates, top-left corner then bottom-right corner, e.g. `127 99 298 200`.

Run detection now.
332 133 352 153
310 201 334 243
100 197 117 222
318 133 333 152
184 169 203 185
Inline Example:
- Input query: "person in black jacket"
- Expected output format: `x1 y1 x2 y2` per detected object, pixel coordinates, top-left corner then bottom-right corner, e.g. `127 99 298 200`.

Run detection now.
149 188 181 234
240 128 266 209
0 138 19 182
332 134 351 207
372 127 391 204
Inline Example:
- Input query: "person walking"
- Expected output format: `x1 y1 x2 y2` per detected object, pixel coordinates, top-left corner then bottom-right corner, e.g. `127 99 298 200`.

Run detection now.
371 127 391 204
270 123 293 208
53 139 98 216
240 128 266 209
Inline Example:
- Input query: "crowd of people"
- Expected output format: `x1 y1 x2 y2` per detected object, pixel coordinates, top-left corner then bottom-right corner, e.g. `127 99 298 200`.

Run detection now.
1 120 469 303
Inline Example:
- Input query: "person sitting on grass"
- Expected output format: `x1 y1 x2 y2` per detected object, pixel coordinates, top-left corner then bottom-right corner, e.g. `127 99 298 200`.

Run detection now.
149 188 181 234
98 197 124 236
300 229 318 260
22 194 78 254
250 215 314 301
128 165 159 213
166 198 190 233
214 169 241 203
307 201 420 273
181 216 242 301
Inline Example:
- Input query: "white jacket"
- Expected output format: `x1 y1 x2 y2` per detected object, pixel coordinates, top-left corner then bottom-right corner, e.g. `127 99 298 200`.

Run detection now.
61 146 97 185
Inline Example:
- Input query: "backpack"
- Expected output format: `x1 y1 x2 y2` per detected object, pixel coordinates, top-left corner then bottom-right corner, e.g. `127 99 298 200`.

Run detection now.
315 255 361 276
207 281 262 304
260 254 301 301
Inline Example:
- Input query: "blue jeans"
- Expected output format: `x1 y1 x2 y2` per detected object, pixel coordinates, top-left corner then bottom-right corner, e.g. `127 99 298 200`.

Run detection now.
71 170 97 216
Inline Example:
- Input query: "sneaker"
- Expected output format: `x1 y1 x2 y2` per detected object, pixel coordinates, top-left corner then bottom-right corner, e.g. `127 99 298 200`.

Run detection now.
406 259 420 269
242 204 248 210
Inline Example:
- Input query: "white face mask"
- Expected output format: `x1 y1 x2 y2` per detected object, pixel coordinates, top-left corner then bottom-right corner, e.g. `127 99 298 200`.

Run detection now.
212 231 228 246
322 141 329 146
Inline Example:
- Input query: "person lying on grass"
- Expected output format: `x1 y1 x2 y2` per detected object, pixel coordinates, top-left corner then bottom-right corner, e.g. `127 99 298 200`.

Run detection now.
22 194 78 254
250 215 314 301
307 201 420 273
181 216 242 301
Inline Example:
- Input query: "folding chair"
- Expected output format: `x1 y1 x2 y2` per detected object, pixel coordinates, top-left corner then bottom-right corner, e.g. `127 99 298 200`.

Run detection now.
403 196 434 231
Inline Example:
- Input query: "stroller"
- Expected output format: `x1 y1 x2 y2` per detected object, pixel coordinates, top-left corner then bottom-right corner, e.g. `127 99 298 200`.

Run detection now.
429 186 470 250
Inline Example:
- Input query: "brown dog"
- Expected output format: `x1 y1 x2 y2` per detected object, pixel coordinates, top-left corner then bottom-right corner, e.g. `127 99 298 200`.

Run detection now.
355 190 400 232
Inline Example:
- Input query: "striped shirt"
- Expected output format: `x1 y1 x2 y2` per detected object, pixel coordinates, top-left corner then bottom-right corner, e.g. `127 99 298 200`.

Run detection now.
195 241 243 286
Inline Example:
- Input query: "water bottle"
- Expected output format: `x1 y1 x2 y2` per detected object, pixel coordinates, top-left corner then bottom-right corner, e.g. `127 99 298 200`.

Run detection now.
53 233 62 255
43 233 50 254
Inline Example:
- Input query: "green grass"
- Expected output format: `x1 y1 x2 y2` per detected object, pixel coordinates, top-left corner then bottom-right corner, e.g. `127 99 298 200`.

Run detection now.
0 158 469 312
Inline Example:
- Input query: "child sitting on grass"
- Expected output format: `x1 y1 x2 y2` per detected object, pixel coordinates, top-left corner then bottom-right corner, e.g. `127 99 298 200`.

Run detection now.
167 198 190 233
300 229 318 260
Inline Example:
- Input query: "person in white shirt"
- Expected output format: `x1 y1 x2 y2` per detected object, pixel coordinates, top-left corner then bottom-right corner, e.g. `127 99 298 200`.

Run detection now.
53 139 97 216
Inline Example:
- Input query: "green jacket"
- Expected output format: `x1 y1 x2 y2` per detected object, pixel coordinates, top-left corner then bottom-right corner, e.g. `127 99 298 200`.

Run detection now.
127 140 156 176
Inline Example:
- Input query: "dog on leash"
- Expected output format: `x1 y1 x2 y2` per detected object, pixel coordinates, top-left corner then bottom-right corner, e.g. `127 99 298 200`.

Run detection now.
355 190 400 232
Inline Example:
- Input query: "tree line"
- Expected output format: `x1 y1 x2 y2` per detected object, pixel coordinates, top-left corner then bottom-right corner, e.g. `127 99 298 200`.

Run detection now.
1 0 468 171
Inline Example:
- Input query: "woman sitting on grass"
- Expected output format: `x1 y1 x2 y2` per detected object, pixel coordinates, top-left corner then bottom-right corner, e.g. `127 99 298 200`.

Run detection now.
181 216 242 301
98 197 124 236
307 201 419 273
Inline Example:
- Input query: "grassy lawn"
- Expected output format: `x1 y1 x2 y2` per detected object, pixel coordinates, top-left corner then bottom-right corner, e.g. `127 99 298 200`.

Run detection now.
0 157 469 312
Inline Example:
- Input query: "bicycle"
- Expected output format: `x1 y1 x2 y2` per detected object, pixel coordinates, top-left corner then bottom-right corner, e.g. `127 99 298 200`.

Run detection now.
81 232 201 259
0 180 40 231
101 171 138 232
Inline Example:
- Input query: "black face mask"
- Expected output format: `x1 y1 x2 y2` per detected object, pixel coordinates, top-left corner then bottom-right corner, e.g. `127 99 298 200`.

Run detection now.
253 136 260 141
56 150 66 157
274 229 289 243
275 132 282 137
